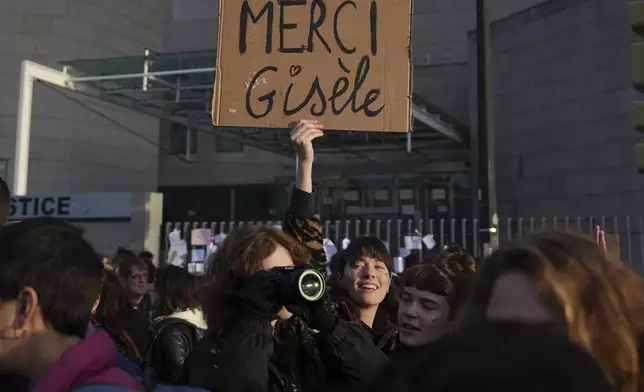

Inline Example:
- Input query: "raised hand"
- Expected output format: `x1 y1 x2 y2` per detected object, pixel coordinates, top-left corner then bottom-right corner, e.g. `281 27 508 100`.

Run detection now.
290 120 324 165
594 225 607 254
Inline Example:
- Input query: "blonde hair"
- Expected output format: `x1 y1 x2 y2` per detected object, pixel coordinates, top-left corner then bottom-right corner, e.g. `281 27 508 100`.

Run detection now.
459 231 644 392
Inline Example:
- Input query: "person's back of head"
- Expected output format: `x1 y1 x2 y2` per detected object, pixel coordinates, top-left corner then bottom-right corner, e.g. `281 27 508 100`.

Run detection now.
95 271 130 326
432 243 476 277
156 265 201 316
138 250 157 284
0 218 103 376
459 231 644 392
0 176 9 225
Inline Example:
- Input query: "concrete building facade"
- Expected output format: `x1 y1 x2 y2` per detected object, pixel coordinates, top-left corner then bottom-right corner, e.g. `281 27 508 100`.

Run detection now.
0 0 640 223
486 0 643 218
0 0 168 193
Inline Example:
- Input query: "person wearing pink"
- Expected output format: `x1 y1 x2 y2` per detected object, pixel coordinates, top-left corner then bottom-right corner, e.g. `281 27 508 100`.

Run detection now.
0 218 143 392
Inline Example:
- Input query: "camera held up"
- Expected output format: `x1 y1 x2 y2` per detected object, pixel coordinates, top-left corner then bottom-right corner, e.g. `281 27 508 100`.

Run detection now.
272 265 326 303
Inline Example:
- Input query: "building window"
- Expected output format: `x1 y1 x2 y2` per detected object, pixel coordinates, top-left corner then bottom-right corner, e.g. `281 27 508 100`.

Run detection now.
216 136 244 153
170 123 198 155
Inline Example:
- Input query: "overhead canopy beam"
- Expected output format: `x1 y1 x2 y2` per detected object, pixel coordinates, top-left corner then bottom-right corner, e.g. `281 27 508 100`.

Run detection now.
412 104 464 143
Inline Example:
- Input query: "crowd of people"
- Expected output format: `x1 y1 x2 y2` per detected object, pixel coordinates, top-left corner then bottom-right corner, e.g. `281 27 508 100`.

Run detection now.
0 119 643 392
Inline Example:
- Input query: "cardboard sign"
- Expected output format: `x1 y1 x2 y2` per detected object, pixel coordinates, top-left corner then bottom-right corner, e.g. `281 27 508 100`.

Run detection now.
212 0 413 132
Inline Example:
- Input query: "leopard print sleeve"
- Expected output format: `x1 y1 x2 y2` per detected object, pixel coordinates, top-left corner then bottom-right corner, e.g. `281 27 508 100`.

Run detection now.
284 187 327 276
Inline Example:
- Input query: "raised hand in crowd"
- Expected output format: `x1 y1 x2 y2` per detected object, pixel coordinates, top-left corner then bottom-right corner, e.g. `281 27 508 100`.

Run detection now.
594 225 607 254
290 119 324 193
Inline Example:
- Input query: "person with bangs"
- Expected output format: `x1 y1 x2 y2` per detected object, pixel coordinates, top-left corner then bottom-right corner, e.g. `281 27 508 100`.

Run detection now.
183 121 388 392
331 238 398 356
395 264 461 358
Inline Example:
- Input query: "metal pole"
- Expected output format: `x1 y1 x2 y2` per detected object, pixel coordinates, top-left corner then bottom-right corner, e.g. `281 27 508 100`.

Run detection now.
70 67 217 83
13 61 70 196
476 0 499 249
13 62 35 195
142 48 151 92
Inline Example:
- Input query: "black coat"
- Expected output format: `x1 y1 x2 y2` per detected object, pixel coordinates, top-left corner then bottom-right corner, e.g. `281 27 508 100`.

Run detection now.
335 298 398 358
365 321 614 392
183 318 387 392
148 318 205 385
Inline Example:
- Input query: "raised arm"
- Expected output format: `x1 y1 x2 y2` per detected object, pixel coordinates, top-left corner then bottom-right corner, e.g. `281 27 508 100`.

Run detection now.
283 120 327 275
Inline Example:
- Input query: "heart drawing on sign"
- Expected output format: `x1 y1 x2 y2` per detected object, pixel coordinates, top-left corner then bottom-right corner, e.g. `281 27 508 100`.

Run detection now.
289 65 302 77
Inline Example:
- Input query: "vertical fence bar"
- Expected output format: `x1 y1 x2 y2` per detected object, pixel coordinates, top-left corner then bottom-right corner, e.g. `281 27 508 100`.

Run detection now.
473 218 480 258
396 219 403 255
439 218 445 249
507 218 512 242
450 218 456 243
356 220 362 238
366 220 372 236
461 218 467 249
324 221 330 239
376 220 382 240
344 221 351 241
334 221 340 247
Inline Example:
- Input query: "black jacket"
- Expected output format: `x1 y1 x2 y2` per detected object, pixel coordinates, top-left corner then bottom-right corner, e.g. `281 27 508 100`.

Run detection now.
149 317 205 385
335 298 398 358
183 317 387 392
365 321 614 392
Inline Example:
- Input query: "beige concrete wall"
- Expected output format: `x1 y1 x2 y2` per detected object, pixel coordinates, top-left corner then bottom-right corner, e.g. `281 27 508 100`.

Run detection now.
0 0 169 193
81 192 164 262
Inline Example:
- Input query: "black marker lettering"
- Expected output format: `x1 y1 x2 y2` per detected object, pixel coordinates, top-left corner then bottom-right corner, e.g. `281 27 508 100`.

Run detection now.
239 1 274 54
57 197 71 215
351 56 372 112
309 79 327 116
32 197 40 216
363 90 384 117
246 66 278 118
329 77 350 114
41 197 56 215
333 1 356 54
9 198 16 216
279 0 306 53
284 75 323 116
369 0 378 56
307 0 331 53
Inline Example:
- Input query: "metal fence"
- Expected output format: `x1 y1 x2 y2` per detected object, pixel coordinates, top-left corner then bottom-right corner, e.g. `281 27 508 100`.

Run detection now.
163 215 644 274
